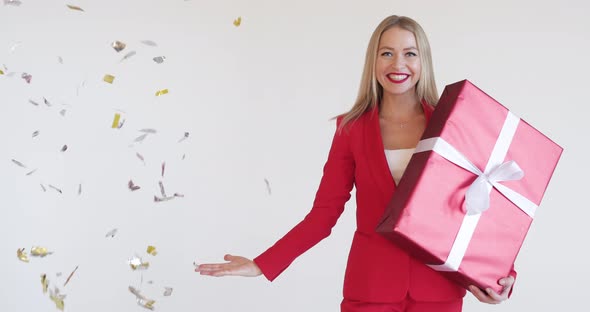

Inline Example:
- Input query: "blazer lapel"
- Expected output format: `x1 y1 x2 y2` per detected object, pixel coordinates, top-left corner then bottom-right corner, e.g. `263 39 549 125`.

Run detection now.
364 100 434 201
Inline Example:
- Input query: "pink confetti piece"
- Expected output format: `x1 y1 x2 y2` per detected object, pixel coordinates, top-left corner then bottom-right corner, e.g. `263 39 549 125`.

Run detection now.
136 152 145 163
161 162 165 177
21 72 32 83
63 265 78 287
128 180 140 191
154 195 174 203
158 181 166 197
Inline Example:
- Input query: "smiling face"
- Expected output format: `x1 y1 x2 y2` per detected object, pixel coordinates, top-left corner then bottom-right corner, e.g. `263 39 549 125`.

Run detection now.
375 26 421 99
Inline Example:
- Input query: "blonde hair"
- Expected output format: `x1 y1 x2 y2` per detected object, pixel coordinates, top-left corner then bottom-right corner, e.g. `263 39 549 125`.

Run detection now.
338 15 438 130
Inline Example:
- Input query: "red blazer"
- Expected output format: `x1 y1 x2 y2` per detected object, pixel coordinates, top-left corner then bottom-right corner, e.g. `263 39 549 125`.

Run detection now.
254 102 513 302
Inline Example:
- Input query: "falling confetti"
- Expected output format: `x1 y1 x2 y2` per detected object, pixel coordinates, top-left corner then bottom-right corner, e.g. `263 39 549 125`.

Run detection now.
139 128 157 134
154 195 174 202
63 266 78 287
158 181 166 197
49 287 66 311
128 256 150 270
152 56 166 64
112 113 121 128
60 145 68 152
43 97 51 106
173 192 184 198
31 246 53 257
178 132 189 143
155 89 168 96
59 109 67 116
32 130 39 138
163 287 173 296
48 184 62 194
77 184 82 195
3 0 22 7
17 248 29 262
121 50 136 61
26 169 37 176
182 154 186 160
129 286 156 310
146 246 157 256
29 99 39 106
21 72 32 83
58 56 63 64
136 153 145 164
161 162 166 177
41 274 49 293
103 74 115 84
66 4 84 11
40 184 47 192
0 69 3 75
11 159 26 168
128 180 141 191
133 133 149 143
105 228 118 238
233 16 242 27
264 178 272 195
112 40 126 52
141 40 158 47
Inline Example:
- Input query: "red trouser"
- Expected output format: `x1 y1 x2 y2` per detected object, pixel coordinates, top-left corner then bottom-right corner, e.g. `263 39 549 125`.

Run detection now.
341 296 463 312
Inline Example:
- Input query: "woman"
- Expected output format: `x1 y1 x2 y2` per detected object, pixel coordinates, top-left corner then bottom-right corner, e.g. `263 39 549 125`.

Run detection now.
196 15 515 312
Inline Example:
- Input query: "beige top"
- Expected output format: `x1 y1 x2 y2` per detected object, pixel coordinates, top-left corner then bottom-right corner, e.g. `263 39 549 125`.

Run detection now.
384 148 415 185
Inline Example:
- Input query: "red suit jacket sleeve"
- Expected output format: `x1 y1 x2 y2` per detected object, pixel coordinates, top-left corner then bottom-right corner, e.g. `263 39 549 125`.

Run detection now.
253 117 355 281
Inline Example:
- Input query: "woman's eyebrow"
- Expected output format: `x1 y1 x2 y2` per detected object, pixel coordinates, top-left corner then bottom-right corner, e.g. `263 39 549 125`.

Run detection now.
378 46 418 51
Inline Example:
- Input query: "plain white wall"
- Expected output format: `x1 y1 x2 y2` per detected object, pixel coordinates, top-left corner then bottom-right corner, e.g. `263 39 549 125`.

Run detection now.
1 0 588 311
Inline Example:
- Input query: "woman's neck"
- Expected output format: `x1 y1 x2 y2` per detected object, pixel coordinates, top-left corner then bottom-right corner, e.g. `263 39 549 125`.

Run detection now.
379 92 423 119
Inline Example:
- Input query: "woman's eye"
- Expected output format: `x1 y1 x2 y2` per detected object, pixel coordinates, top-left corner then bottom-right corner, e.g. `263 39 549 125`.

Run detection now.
381 52 393 57
406 52 417 57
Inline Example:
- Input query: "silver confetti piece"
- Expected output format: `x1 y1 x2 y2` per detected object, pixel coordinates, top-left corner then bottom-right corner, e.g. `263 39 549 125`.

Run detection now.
152 56 166 64
121 50 137 61
163 287 173 296
140 40 158 47
11 159 26 168
105 228 118 238
32 130 39 137
48 184 62 193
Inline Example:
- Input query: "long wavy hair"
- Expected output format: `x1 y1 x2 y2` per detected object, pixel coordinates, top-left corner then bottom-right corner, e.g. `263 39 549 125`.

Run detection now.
338 15 438 130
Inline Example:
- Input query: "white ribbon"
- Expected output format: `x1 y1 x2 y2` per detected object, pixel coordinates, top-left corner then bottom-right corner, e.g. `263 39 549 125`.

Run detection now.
413 111 538 272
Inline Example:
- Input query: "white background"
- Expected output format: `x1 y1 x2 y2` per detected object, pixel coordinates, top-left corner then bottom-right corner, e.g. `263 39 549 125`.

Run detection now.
1 0 588 311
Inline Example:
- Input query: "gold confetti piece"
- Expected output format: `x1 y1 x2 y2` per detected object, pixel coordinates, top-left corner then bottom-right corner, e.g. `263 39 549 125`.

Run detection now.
11 159 26 168
155 89 168 96
264 178 272 195
112 113 121 128
146 246 157 256
17 248 29 262
128 256 150 270
159 181 166 197
138 299 156 310
49 287 66 311
48 184 62 193
121 50 136 61
128 180 141 191
141 40 158 47
41 274 49 293
163 287 173 296
26 169 37 176
63 266 78 287
103 74 115 84
60 145 67 152
112 40 126 52
29 99 39 106
161 162 166 177
233 16 242 27
40 184 47 192
105 228 117 237
153 56 166 64
31 246 53 257
21 72 32 83
0 69 3 75
66 4 84 11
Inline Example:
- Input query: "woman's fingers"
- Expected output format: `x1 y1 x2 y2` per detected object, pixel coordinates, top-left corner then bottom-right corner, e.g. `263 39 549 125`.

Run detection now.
469 285 498 304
